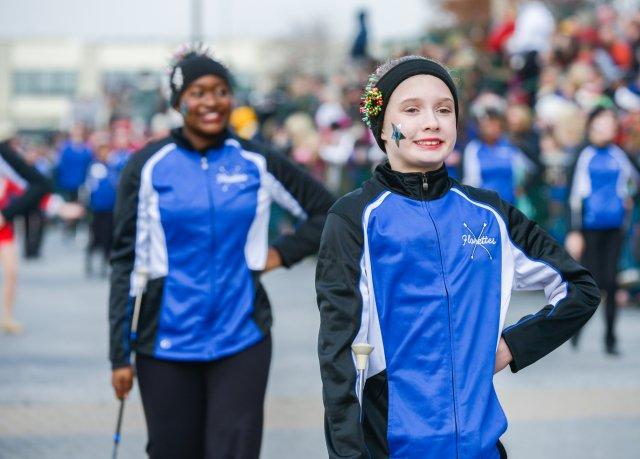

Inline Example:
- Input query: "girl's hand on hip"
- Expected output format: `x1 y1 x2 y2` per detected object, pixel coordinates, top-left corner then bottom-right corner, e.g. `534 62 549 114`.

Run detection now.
263 247 282 273
494 337 513 374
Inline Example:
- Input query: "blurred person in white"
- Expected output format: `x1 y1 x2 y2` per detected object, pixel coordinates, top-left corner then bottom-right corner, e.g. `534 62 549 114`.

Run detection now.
506 0 555 105
316 101 356 193
567 106 640 355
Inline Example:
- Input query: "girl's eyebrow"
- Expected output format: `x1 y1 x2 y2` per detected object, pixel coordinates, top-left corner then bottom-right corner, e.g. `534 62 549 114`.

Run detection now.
399 97 423 105
399 96 454 105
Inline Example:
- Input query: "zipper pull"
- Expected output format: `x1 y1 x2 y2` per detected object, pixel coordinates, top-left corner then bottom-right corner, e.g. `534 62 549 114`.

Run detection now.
422 173 429 192
201 156 209 170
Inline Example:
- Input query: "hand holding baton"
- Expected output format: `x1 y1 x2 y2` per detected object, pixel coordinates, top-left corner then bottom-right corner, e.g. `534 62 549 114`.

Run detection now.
112 266 149 459
351 342 373 422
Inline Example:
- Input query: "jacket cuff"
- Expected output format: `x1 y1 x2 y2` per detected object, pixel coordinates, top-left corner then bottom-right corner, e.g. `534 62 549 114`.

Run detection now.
502 330 522 373
111 358 132 370
270 240 296 268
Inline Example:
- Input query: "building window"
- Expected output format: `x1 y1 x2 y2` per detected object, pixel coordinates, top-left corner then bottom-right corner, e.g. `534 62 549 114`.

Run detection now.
13 70 78 96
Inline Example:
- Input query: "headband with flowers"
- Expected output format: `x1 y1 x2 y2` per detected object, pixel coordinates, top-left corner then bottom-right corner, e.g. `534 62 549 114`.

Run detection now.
360 78 384 128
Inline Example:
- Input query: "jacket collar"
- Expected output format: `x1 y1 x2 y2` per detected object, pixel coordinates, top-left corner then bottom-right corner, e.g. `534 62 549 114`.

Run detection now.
170 127 231 154
373 161 452 201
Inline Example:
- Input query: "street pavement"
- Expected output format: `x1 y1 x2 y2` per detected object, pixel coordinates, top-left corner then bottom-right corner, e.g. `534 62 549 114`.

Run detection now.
0 228 639 458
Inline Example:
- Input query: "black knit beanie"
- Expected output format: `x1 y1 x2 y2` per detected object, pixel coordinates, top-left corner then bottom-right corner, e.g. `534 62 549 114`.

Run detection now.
363 57 459 152
169 52 233 108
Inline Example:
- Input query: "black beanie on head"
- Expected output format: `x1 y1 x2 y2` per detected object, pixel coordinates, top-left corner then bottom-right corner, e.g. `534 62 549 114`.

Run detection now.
169 53 232 107
367 58 459 152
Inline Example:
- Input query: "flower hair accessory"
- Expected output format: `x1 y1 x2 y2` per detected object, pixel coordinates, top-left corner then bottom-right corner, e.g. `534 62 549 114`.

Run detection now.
360 84 383 128
166 42 215 76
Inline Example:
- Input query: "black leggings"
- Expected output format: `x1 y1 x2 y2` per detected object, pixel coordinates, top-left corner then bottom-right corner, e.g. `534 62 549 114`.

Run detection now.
88 210 113 258
581 228 624 347
136 336 272 459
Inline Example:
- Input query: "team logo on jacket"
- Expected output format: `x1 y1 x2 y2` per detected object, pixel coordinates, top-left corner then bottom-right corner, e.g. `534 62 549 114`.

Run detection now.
216 165 249 191
462 222 496 260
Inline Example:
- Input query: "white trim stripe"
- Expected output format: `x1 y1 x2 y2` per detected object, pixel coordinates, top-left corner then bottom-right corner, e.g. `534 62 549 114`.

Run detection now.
240 150 271 270
352 191 390 404
130 143 174 294
462 140 482 188
266 171 307 219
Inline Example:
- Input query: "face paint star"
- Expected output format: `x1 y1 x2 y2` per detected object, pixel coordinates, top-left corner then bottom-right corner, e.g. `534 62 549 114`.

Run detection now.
391 123 406 147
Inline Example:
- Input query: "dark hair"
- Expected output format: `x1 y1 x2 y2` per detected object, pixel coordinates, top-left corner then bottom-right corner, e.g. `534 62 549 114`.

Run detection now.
586 105 616 130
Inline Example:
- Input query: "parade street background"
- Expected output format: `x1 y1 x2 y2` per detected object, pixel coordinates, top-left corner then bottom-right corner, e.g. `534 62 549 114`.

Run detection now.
0 229 638 458
3 0 640 457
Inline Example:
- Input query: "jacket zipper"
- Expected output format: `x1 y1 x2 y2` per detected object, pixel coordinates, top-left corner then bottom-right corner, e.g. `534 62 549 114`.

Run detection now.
201 155 217 338
421 173 460 458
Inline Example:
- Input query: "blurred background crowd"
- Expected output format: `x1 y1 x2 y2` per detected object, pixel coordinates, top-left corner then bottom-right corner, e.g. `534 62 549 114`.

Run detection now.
4 0 640 303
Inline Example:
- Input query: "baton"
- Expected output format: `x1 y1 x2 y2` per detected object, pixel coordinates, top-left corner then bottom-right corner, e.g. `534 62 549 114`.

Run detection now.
351 342 373 422
111 267 149 458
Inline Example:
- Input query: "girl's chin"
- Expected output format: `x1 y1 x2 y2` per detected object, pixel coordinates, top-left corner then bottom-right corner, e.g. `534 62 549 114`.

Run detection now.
409 150 450 164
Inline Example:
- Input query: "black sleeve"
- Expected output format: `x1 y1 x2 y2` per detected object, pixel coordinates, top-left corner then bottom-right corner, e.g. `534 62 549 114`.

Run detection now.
0 141 52 220
108 152 144 369
266 150 335 267
316 212 368 459
499 199 600 372
566 148 585 232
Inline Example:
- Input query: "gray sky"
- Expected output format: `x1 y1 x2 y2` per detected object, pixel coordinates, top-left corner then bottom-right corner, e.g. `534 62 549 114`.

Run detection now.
0 0 434 42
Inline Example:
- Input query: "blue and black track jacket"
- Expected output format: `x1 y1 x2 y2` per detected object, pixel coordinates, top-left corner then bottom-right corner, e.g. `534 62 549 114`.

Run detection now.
462 137 534 204
109 128 333 368
568 143 640 231
316 162 599 459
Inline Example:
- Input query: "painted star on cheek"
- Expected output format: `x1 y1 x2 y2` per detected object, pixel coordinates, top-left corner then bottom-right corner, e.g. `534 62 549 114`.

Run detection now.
391 123 406 148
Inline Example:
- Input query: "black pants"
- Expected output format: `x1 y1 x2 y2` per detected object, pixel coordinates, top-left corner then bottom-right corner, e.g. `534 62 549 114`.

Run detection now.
87 211 113 258
497 440 508 458
581 228 624 348
136 336 271 459
23 209 45 259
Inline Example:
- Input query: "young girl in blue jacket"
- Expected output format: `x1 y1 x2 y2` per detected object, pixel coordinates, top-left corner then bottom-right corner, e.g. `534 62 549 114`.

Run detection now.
316 56 600 459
